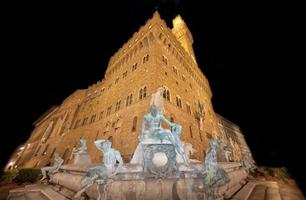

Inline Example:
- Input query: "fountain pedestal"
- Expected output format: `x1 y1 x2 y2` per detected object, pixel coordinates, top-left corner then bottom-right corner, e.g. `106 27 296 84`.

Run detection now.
143 143 178 178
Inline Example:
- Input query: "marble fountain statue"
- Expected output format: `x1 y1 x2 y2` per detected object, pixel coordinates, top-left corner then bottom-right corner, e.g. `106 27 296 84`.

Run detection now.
8 87 250 200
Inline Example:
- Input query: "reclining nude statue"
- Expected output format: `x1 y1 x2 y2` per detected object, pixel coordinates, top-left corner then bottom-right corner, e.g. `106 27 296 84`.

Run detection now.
40 152 64 181
75 140 123 199
131 104 189 165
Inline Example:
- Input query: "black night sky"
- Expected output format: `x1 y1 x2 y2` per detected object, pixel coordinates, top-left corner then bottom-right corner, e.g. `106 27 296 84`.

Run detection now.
1 0 304 193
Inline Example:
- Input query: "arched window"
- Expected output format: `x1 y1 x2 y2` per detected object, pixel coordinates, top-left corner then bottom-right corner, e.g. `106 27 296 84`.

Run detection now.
143 54 149 63
139 88 143 100
139 86 147 100
115 100 121 112
132 63 137 71
50 148 56 158
166 90 170 101
132 116 138 132
189 125 193 138
162 55 168 65
176 96 182 108
126 95 130 106
129 94 133 105
143 86 147 98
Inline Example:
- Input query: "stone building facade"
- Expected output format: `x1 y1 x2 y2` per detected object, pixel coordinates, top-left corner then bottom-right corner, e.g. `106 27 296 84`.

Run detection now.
7 12 252 169
216 114 254 163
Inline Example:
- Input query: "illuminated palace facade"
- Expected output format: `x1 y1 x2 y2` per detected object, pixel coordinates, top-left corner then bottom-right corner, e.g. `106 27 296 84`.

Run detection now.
6 12 253 169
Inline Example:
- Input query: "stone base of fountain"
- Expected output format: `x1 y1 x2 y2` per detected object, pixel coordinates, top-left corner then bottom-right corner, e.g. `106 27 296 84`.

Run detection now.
8 162 248 200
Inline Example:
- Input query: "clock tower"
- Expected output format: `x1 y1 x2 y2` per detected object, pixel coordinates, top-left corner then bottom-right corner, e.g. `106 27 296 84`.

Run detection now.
172 15 197 63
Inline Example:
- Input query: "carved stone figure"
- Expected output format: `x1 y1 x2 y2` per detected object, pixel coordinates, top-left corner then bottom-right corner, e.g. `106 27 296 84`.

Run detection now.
75 140 123 198
150 86 166 114
202 139 230 199
241 153 256 173
40 153 63 181
72 136 88 155
139 104 188 165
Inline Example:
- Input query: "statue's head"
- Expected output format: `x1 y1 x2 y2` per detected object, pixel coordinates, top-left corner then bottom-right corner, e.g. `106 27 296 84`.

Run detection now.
210 138 219 148
150 104 158 116
95 140 112 150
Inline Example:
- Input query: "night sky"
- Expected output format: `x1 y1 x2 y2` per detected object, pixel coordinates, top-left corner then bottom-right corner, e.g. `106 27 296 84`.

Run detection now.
1 0 304 193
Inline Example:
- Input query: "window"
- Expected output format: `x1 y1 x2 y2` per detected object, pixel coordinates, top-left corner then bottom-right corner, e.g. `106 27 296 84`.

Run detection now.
126 94 133 106
132 116 137 132
123 71 128 78
139 86 147 100
198 100 205 114
50 148 56 158
163 88 171 102
126 95 130 106
143 54 149 63
90 114 96 124
176 96 182 108
82 117 88 126
186 104 191 114
115 100 121 112
139 42 143 49
139 88 143 100
199 131 203 142
106 106 112 116
129 94 133 105
132 63 138 71
173 66 178 74
143 86 147 98
189 125 193 138
162 55 168 65
99 111 104 120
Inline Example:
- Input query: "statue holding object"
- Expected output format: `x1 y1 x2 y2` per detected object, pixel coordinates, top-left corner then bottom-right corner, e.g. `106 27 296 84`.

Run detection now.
75 140 123 199
137 104 189 165
40 152 64 181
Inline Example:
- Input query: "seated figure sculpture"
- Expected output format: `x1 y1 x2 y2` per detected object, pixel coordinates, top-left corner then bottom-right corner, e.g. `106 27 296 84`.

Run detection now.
75 140 123 198
202 139 230 199
137 104 188 165
40 152 64 181
72 136 88 155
